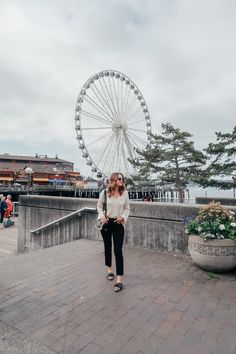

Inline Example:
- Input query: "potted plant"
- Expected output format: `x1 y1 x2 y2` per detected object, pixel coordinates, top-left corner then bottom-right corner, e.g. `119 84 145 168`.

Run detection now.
184 202 236 272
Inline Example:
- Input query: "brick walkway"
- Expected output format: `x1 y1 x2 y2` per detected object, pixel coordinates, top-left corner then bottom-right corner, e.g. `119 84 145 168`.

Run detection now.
0 224 236 354
0 218 18 260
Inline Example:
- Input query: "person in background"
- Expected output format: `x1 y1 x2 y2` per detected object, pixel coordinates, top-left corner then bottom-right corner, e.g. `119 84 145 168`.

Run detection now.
5 195 13 218
0 196 7 223
97 172 130 292
144 196 151 202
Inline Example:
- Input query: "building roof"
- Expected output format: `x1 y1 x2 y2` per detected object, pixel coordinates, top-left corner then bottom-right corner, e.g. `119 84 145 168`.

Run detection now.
0 162 66 174
0 153 72 164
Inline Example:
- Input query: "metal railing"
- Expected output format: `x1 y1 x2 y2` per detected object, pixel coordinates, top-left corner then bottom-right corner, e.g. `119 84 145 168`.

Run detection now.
30 207 96 234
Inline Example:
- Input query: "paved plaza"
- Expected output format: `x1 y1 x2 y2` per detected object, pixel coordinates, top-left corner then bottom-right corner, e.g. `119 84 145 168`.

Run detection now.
0 220 236 354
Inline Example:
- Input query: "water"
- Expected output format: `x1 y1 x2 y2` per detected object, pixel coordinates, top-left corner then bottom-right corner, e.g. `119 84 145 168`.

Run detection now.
129 185 235 204
187 186 235 204
147 186 235 204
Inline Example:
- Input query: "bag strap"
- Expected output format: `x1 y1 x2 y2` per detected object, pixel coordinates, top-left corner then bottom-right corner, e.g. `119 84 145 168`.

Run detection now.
103 189 107 218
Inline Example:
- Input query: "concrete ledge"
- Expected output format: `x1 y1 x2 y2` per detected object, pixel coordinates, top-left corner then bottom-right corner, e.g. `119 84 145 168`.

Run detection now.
196 196 236 206
18 195 236 255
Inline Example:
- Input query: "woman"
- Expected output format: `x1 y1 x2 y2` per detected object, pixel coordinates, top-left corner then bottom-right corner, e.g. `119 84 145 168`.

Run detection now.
0 196 7 223
5 195 13 218
97 172 130 292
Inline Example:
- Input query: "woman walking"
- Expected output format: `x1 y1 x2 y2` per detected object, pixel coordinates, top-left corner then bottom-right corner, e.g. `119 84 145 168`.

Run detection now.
97 172 130 292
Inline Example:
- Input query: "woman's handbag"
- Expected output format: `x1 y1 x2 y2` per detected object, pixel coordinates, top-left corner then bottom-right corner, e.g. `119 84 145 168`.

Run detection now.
95 190 108 231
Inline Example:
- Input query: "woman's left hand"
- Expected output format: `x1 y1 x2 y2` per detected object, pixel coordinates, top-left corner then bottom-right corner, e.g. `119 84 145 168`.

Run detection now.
114 216 124 224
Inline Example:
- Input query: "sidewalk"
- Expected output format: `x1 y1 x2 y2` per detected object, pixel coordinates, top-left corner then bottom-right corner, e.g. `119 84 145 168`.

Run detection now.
0 225 236 354
0 217 18 260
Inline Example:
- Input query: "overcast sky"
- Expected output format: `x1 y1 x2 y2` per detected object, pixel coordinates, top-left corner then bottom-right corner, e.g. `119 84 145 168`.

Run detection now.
0 0 235 176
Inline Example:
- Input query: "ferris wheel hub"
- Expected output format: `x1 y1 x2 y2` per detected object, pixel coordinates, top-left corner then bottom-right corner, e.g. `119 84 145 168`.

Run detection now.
122 121 128 131
112 121 128 133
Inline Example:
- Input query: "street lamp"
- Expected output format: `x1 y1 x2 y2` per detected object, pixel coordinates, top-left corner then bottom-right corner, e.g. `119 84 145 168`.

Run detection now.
25 167 33 189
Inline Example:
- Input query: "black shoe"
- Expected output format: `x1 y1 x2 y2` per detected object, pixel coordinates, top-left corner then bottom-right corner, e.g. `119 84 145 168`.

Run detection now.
114 283 123 292
106 273 114 281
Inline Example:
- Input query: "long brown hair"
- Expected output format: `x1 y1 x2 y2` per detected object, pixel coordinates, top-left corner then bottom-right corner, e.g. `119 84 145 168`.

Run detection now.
108 172 125 197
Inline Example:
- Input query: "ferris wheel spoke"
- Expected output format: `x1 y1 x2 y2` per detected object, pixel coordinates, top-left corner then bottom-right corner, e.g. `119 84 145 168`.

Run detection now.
107 131 124 173
129 118 145 125
87 130 114 169
80 110 111 125
121 84 132 120
82 127 111 130
108 132 123 172
89 85 114 123
119 81 124 119
117 134 124 171
123 133 135 160
99 77 118 123
108 76 120 122
128 127 147 133
121 140 132 173
114 132 130 172
120 80 124 118
123 85 134 117
93 134 113 164
99 77 120 125
127 130 147 146
125 134 140 150
106 149 117 173
114 132 124 171
94 131 116 168
126 105 143 123
101 132 119 173
124 98 136 123
126 130 147 147
117 78 122 120
111 76 121 122
123 95 138 123
124 133 141 151
83 94 112 123
85 131 113 148
106 131 119 168
91 81 117 123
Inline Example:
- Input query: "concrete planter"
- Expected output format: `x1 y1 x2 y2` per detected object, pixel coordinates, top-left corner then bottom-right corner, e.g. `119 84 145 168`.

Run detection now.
188 235 236 273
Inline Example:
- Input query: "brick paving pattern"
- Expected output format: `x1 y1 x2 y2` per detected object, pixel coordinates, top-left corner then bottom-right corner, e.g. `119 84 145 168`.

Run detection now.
0 222 236 354
0 218 18 260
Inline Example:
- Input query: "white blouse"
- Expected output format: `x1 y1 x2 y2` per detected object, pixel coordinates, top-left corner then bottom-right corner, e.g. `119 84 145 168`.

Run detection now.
97 190 130 224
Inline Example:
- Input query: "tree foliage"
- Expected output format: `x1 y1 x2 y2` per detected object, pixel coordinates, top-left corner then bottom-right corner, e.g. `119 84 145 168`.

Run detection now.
199 126 236 190
129 123 207 202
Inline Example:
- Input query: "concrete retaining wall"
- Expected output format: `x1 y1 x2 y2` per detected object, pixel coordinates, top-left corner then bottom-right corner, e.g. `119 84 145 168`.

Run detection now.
18 195 236 254
196 197 236 206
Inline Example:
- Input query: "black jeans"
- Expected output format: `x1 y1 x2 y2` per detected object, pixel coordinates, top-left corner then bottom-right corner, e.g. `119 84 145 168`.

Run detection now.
101 218 124 276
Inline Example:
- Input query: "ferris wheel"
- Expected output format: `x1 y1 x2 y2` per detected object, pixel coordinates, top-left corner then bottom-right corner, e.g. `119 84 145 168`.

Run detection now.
75 70 152 178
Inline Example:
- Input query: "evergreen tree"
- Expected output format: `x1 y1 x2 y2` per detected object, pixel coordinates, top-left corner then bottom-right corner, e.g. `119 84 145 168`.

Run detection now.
200 126 236 193
130 123 207 203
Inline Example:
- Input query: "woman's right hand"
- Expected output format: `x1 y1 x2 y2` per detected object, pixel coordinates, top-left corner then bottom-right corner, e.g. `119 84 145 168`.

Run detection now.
101 216 109 224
